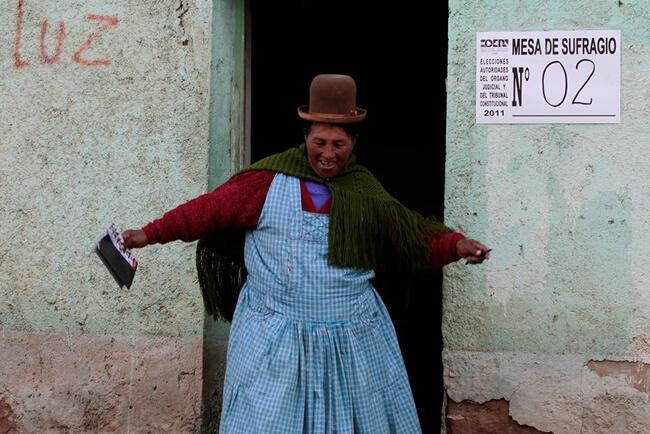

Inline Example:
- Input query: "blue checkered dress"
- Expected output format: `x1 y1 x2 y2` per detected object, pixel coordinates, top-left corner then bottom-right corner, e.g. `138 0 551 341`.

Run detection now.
219 174 421 433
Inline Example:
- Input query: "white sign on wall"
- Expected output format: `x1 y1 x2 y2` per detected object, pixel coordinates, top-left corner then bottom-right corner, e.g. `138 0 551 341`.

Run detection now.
476 30 621 124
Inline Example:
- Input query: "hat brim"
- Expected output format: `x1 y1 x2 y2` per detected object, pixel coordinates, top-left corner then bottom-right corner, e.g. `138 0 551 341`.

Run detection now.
297 106 367 124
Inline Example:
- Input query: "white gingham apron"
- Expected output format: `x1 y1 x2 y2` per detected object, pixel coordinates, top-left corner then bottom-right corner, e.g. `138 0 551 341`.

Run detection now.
219 173 421 433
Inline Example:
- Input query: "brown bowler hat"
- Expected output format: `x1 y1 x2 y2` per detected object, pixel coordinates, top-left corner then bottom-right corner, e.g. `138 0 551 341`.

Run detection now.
298 74 367 124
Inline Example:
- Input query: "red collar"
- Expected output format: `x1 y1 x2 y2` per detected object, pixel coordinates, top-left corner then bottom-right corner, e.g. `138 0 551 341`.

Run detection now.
299 180 331 214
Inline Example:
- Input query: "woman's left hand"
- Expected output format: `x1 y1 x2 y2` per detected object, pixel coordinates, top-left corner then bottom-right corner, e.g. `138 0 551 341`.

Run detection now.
456 238 491 264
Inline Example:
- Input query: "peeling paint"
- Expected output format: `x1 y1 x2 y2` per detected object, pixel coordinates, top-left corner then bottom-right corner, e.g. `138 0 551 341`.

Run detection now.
444 351 650 433
443 351 584 434
587 360 650 395
447 398 551 434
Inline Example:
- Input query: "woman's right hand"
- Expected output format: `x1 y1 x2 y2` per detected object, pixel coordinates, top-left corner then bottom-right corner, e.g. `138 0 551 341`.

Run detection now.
456 238 490 264
121 229 149 249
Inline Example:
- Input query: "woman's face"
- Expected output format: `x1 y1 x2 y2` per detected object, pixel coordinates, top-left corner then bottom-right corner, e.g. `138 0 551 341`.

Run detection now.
305 123 355 179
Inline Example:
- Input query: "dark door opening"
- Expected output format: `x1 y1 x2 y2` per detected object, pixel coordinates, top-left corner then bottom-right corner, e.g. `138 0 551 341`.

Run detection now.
249 2 448 432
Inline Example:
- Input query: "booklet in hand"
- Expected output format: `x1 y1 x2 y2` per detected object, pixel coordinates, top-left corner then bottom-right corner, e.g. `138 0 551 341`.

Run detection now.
95 224 138 288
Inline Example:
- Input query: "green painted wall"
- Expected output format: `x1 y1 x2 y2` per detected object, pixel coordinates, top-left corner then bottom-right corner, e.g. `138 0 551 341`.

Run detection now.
445 0 649 357
202 0 246 430
0 0 214 340
0 0 245 431
444 1 650 432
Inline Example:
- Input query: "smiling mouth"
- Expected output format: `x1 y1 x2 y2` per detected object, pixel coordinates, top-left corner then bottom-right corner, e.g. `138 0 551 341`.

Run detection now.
318 160 336 169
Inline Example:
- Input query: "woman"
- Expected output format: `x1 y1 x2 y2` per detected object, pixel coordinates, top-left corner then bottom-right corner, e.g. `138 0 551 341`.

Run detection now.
122 74 489 433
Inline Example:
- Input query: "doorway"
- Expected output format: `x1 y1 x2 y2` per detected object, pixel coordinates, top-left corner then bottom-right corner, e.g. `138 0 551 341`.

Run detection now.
249 2 449 431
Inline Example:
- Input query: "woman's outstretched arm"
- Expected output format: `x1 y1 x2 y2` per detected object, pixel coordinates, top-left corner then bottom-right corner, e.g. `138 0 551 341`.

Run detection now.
122 170 275 249
428 233 491 266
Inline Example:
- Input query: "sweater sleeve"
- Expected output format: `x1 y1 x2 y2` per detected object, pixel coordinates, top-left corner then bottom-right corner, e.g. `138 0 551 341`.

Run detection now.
428 232 466 267
141 170 276 244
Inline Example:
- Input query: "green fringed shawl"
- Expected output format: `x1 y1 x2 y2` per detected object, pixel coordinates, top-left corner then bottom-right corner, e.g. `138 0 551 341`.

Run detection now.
196 144 453 322
243 144 453 269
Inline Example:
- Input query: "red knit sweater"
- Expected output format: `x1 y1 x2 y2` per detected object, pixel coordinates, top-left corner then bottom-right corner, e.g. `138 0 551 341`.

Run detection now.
142 170 465 267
